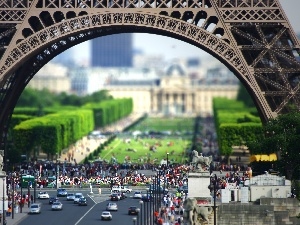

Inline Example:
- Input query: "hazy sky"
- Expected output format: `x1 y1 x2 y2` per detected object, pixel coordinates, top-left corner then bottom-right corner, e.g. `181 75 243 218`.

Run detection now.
72 0 300 64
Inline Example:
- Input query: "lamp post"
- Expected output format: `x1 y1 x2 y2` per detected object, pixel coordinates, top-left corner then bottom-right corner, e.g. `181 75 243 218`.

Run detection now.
132 217 137 225
34 176 37 203
136 208 140 225
143 198 146 225
56 154 59 189
2 178 5 225
11 172 16 219
166 153 169 189
208 174 218 225
139 200 143 225
147 190 150 225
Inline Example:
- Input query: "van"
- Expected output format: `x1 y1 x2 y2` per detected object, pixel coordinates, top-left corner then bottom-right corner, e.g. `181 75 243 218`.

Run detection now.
29 203 41 214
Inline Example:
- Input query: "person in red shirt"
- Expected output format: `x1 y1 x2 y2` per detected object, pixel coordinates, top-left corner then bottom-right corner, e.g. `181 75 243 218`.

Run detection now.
157 217 163 225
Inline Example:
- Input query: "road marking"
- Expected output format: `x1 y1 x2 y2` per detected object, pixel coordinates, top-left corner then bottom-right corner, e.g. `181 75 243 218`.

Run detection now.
74 201 97 225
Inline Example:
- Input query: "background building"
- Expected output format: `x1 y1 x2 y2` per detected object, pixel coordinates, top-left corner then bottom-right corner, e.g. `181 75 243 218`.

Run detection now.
105 59 239 116
28 62 71 93
91 34 133 67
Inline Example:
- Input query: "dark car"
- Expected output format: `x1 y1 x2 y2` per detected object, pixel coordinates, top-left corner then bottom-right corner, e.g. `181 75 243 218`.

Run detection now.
148 185 168 195
57 188 68 197
128 206 139 215
141 194 152 202
49 197 59 204
110 193 120 201
119 192 127 200
78 197 87 206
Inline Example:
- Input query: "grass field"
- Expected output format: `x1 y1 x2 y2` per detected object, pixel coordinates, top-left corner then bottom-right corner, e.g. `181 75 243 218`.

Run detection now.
97 117 195 164
128 117 195 133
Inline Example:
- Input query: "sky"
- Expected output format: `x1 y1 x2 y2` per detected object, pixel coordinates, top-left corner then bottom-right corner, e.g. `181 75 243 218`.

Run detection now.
71 0 300 64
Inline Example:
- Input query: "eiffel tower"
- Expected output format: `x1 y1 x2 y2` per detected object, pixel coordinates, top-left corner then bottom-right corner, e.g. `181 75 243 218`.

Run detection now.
0 0 299 148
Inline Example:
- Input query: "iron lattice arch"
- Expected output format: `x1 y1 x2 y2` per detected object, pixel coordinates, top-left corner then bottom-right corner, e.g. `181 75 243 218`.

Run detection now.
0 0 300 148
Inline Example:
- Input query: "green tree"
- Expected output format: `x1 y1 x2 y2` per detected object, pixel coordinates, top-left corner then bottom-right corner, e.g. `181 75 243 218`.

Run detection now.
16 88 57 108
247 112 300 180
236 83 255 108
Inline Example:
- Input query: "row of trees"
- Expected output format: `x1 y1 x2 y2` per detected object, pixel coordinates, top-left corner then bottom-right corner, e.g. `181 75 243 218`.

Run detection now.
6 88 133 164
214 83 300 184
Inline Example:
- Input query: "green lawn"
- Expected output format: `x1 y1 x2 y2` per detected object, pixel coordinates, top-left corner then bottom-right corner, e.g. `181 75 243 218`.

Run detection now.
99 137 191 164
96 117 195 164
128 117 195 133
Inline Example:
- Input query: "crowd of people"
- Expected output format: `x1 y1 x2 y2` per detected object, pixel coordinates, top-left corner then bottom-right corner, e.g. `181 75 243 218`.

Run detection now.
3 115 254 224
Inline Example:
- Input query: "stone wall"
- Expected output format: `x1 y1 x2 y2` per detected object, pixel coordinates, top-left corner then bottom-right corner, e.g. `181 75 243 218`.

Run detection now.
215 198 300 225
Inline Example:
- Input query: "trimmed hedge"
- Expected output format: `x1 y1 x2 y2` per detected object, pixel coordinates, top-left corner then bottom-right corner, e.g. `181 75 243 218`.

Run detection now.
213 97 263 156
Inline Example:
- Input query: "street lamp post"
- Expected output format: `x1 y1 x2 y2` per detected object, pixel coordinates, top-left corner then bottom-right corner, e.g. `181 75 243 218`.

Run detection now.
2 178 5 225
136 208 140 225
147 190 150 225
143 198 146 225
166 153 169 189
11 173 16 219
34 176 37 203
139 200 143 225
208 174 218 225
56 154 59 189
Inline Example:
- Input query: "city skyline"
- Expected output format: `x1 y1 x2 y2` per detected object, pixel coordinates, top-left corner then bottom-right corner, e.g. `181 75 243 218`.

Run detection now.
68 0 300 66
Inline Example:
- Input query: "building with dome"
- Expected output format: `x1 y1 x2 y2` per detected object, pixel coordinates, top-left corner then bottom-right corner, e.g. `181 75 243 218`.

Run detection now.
105 62 239 116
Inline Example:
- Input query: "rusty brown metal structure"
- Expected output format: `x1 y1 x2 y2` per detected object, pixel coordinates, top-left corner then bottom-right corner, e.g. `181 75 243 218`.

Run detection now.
0 0 300 150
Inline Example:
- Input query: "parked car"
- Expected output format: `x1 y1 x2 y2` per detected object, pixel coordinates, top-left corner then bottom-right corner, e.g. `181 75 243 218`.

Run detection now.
66 193 75 201
74 193 83 204
78 197 87 206
101 211 112 220
51 202 63 211
29 203 41 214
133 191 142 199
106 202 118 211
49 197 59 204
128 206 139 215
37 191 50 199
57 188 68 197
110 193 120 201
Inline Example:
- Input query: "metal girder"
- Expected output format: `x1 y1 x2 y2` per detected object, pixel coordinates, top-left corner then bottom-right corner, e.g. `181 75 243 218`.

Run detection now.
0 0 299 147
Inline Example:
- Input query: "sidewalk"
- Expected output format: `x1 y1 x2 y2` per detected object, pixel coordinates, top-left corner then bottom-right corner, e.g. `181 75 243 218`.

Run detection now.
58 113 143 163
6 206 29 225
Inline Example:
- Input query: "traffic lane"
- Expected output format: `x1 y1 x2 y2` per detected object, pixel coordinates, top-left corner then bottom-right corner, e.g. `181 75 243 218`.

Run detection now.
18 196 95 225
77 197 148 225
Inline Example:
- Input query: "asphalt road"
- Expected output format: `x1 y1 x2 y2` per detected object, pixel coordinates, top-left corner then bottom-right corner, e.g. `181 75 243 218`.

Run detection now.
18 188 153 225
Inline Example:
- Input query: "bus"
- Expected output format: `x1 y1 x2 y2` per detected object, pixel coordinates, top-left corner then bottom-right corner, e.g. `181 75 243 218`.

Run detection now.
21 175 35 188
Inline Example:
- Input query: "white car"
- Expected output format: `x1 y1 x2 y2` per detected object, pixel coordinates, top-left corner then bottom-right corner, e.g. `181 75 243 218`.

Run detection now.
106 202 118 211
51 201 63 211
74 193 83 204
111 186 132 193
29 203 41 214
37 192 50 199
101 211 112 220
66 193 75 201
133 191 142 199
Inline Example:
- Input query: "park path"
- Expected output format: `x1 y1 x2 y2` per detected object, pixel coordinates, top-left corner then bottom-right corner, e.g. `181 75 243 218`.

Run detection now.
58 113 143 164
